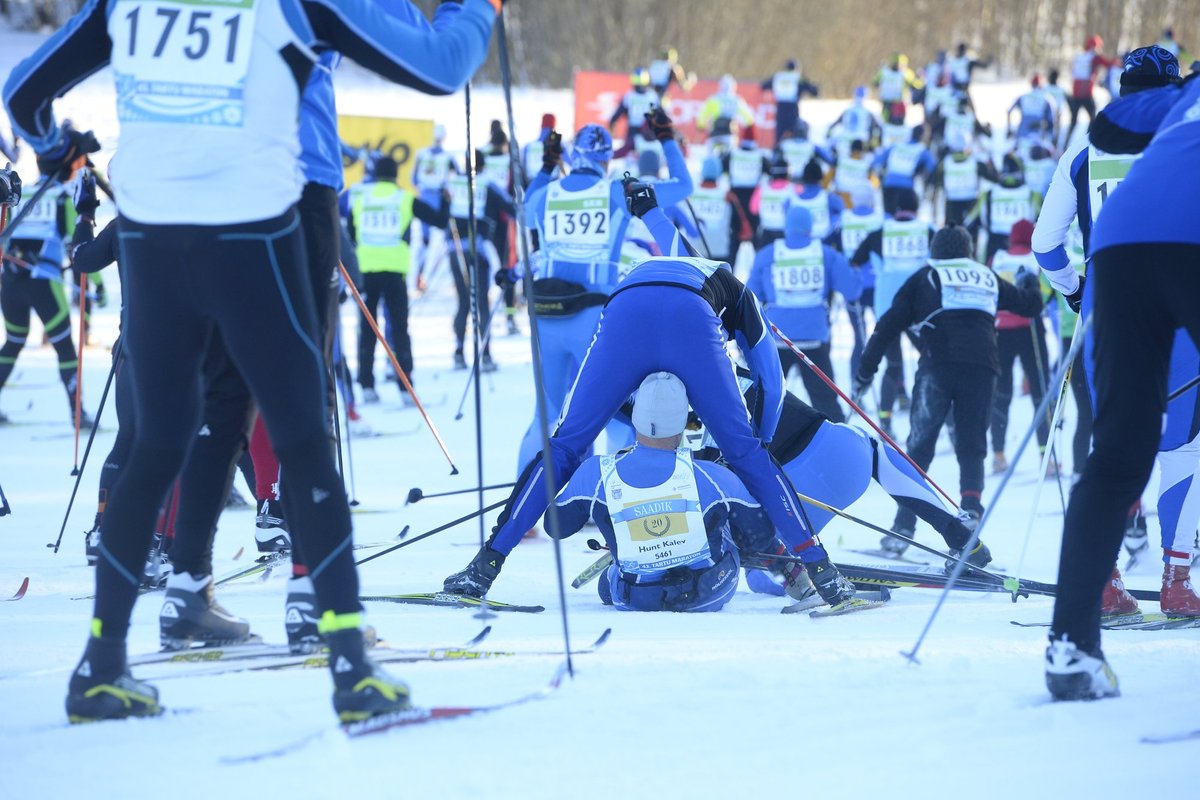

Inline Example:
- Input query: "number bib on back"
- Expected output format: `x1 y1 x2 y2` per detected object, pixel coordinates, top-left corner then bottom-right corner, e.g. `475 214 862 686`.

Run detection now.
772 71 801 101
881 219 928 271
791 191 831 238
887 144 922 177
730 149 764 187
933 258 998 313
879 70 904 101
989 186 1033 233
841 210 883 254
780 140 815 178
942 157 978 200
415 151 452 192
12 184 63 242
772 239 825 308
602 450 709 576
835 157 872 195
1087 147 1140 223
111 0 257 127
447 174 489 220
689 186 732 256
758 183 791 230
541 179 612 263
990 250 1038 286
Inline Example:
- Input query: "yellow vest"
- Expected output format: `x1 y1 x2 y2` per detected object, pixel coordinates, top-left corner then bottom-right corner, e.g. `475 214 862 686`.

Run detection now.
350 182 415 274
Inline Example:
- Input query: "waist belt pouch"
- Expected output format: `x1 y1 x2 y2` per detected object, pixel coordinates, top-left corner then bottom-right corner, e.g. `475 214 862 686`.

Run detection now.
531 277 607 317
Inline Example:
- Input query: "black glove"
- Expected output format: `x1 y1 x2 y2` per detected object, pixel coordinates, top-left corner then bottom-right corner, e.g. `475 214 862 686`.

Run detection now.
74 170 100 218
622 175 658 217
1063 275 1085 314
850 373 872 405
494 267 516 287
37 127 100 181
0 166 21 207
1015 269 1041 293
644 107 676 143
542 131 563 171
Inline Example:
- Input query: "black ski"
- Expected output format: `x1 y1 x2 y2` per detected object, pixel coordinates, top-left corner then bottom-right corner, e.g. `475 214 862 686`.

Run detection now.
846 548 931 566
221 663 571 763
1011 614 1200 631
361 592 545 613
1142 729 1200 745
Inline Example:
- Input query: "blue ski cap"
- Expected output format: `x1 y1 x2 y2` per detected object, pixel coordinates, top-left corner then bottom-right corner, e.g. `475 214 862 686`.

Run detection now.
854 85 867 101
1120 45 1180 95
700 156 722 181
570 124 613 171
785 204 813 236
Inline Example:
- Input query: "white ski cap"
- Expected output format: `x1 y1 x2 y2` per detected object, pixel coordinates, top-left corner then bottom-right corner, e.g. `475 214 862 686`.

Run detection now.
632 372 689 438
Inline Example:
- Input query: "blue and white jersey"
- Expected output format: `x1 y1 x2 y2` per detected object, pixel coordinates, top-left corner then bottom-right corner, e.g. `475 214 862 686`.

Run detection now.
525 139 692 294
3 0 496 226
7 178 71 278
748 237 862 344
553 445 762 577
876 142 936 189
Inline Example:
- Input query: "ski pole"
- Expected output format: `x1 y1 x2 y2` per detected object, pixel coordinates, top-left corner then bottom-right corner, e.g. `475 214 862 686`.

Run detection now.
498 9 575 675
71 273 87 475
50 341 122 552
684 198 713 258
1027 317 1067 514
771 322 959 509
454 293 505 421
406 482 515 505
1168 373 1200 403
354 499 506 567
0 480 9 516
902 314 1092 665
338 261 458 475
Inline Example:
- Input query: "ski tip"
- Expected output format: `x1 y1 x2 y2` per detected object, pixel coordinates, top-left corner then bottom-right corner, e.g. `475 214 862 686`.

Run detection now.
232 546 244 562
466 626 492 646
592 628 613 648
8 577 30 601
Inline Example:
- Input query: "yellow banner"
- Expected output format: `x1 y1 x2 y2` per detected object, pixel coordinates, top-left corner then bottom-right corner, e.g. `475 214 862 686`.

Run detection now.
337 116 434 192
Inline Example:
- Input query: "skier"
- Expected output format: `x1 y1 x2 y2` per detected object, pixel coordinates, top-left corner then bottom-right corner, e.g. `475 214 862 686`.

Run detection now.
849 189 934 435
696 75 755 155
777 123 834 179
748 154 794 249
874 125 936 215
930 129 997 227
749 205 861 422
443 179 866 614
346 155 449 402
852 225 1044 552
828 139 879 208
521 113 558 186
686 157 752 265
553 372 789 612
0 162 91 427
967 153 1041 261
1044 44 1200 700
788 159 843 242
648 47 691 104
830 186 883 378
988 219 1053 474
515 115 693 471
721 127 771 248
873 53 924 125
762 60 819 146
1007 74 1056 143
609 67 658 158
411 123 457 283
947 42 992 106
447 151 513 371
1064 35 1118 145
827 87 882 157
4 0 498 724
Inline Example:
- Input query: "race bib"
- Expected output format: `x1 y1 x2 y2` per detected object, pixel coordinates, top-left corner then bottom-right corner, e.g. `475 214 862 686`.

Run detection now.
758 187 789 230
888 146 921 176
943 159 977 198
773 242 825 309
357 203 401 247
935 259 998 313
730 150 763 186
882 225 928 265
544 195 609 245
447 175 488 220
110 0 257 127
1087 148 1139 223
603 451 710 575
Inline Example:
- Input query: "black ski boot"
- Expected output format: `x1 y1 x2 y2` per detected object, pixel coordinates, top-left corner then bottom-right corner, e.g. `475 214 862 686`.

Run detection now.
255 498 291 553
84 519 101 566
442 546 506 598
285 576 322 654
159 572 253 649
807 557 857 608
945 540 993 574
66 636 161 723
328 628 411 723
1045 635 1119 701
880 523 913 557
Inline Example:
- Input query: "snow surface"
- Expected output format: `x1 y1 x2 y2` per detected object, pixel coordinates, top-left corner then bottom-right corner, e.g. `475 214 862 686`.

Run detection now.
1 26 1198 800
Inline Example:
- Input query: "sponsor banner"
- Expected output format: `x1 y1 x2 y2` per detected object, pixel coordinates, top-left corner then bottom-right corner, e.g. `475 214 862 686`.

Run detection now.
338 115 434 192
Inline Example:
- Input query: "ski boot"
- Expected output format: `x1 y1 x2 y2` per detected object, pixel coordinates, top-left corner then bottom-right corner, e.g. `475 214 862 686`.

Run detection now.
442 546 506 598
506 316 520 336
1122 509 1148 568
945 540 992 574
328 628 411 723
285 576 322 653
453 351 468 370
880 524 913 558
361 387 380 405
992 452 1008 475
481 353 498 373
807 557 857 608
255 498 291 553
84 520 101 566
764 544 816 602
66 636 162 723
879 411 895 439
1101 567 1141 619
1045 635 1119 701
960 495 984 529
159 572 253 650
141 534 170 589
1161 564 1200 616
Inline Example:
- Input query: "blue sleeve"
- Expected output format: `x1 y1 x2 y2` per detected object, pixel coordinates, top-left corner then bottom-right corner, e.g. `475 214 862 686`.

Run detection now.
826 246 862 302
828 192 845 226
526 168 553 199
872 148 890 171
815 145 835 165
1089 83 1185 154
649 140 695 207
642 206 694 256
302 0 495 96
919 150 937 174
748 246 775 304
3 0 110 150
338 190 353 219
552 458 603 537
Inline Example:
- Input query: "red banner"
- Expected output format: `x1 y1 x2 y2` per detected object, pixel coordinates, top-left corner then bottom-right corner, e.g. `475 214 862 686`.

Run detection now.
573 70 776 148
